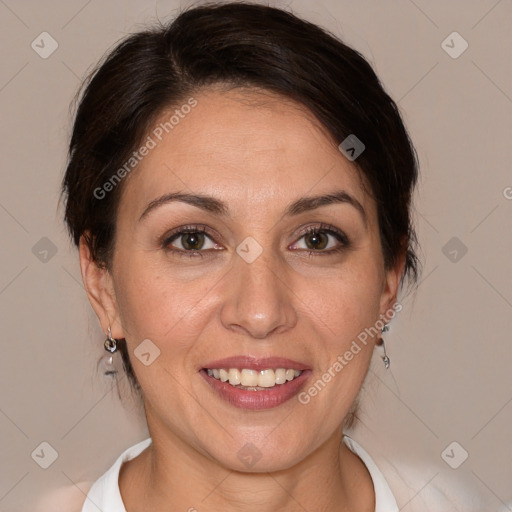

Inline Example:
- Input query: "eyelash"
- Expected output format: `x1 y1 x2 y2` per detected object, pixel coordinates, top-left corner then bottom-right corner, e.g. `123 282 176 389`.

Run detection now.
161 223 350 259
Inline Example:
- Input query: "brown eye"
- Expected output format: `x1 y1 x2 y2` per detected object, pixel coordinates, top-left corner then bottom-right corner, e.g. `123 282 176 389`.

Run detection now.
304 231 329 250
180 232 205 250
292 224 350 254
164 228 218 253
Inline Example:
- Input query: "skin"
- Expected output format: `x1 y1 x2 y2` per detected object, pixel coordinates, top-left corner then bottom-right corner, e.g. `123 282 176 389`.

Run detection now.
80 87 404 512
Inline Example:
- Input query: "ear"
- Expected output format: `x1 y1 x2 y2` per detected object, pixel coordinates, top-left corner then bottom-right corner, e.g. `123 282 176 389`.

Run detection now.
79 234 125 339
379 249 406 318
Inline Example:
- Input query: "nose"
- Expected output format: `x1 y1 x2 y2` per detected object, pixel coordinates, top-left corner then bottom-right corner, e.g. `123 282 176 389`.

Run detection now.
219 250 297 339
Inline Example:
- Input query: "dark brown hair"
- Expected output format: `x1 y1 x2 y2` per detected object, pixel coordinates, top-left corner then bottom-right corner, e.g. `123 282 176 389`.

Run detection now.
62 1 420 410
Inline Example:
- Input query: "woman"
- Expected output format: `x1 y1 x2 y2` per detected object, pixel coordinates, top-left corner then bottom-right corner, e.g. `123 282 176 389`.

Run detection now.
62 2 420 510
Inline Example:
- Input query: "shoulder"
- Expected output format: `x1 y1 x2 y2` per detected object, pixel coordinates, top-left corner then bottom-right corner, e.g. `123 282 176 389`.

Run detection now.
344 430 498 512
34 482 92 512
360 446 497 512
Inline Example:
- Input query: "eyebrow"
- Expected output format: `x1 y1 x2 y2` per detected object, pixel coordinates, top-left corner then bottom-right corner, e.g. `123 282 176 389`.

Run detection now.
285 191 366 222
138 190 366 223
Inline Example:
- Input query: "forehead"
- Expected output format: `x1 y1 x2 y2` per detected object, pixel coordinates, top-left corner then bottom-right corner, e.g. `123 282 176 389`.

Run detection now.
119 88 373 220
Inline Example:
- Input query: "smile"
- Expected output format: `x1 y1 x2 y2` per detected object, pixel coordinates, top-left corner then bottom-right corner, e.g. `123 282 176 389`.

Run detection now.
200 368 311 410
205 367 303 389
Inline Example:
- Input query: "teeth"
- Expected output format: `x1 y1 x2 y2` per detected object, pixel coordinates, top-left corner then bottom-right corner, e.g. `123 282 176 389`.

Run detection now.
228 368 241 386
274 368 286 385
240 369 258 386
205 367 304 389
258 369 275 388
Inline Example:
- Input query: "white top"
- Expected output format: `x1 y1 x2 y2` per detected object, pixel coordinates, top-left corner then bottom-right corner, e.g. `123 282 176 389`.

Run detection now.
81 435 398 512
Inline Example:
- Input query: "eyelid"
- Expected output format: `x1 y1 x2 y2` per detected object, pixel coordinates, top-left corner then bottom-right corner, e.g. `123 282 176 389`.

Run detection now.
162 224 219 246
289 223 350 254
293 223 349 244
161 222 350 255
299 222 348 242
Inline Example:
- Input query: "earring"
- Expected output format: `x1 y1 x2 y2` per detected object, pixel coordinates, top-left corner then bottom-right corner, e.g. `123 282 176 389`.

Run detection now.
377 324 390 369
100 326 118 377
104 326 118 353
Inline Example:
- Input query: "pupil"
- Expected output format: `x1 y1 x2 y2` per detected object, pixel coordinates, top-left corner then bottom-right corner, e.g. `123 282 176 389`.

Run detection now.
183 232 204 250
306 231 327 250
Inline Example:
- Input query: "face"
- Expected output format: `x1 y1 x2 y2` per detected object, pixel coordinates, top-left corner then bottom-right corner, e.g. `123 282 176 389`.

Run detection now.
81 87 402 472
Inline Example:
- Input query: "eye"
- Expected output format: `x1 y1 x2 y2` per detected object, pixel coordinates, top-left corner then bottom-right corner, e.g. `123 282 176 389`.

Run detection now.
291 224 349 254
163 225 220 255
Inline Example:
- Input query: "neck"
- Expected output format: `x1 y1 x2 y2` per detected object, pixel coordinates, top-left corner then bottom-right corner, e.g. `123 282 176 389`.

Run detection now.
119 428 375 512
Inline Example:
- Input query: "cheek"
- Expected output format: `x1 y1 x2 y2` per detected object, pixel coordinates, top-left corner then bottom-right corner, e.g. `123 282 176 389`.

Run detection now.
300 259 383 343
295 259 382 407
112 252 217 344
297 269 380 417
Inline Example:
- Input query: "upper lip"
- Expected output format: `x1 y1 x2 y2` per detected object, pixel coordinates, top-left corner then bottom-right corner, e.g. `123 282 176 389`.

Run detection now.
201 356 311 372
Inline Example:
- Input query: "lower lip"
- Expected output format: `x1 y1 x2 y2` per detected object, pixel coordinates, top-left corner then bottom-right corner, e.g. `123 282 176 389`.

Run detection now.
200 369 311 410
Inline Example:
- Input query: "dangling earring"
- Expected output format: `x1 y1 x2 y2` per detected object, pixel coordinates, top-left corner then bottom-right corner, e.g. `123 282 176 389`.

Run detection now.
377 324 390 369
104 326 118 353
100 326 118 377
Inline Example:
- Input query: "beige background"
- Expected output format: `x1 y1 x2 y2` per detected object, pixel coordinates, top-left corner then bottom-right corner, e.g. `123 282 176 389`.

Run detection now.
0 0 511 510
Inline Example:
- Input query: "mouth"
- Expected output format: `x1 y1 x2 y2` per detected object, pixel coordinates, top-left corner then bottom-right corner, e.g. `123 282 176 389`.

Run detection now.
199 356 311 410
